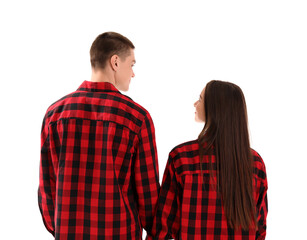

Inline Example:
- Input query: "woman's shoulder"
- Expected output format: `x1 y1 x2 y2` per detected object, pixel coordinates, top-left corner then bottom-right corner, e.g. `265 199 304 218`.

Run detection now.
251 149 265 164
251 149 267 180
169 139 199 157
167 140 200 175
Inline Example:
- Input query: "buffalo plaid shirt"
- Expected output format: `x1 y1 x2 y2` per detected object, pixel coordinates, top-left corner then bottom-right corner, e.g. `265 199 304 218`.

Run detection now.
38 81 160 239
149 140 268 240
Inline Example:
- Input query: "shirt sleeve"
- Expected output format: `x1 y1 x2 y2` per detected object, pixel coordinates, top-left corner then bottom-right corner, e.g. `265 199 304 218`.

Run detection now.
38 118 56 236
256 163 268 240
133 112 160 237
149 155 181 240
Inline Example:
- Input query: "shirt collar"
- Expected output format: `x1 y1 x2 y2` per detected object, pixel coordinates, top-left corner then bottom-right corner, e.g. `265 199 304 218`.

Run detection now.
77 80 120 93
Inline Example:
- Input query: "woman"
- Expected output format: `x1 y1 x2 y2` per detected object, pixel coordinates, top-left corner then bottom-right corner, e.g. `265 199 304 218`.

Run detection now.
150 80 268 239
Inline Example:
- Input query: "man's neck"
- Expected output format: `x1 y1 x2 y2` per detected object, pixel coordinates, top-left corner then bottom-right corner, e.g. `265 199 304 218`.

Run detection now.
90 68 116 85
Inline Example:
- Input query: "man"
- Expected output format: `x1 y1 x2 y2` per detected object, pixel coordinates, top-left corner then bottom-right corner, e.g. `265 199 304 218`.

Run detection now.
38 32 160 239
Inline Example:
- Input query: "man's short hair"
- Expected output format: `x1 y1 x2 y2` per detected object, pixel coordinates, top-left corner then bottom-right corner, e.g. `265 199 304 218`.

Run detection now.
90 32 135 70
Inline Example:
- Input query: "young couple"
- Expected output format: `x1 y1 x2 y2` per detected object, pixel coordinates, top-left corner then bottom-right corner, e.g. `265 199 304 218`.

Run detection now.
38 32 268 240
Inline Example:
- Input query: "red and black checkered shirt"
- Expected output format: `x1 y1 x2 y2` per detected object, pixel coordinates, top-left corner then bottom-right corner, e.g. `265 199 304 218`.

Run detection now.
38 81 160 239
149 140 268 240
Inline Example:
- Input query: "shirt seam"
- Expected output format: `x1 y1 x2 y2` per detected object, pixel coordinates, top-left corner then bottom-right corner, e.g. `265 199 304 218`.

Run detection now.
48 116 139 135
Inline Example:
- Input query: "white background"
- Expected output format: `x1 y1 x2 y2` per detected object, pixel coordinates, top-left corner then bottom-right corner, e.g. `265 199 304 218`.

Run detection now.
0 0 306 239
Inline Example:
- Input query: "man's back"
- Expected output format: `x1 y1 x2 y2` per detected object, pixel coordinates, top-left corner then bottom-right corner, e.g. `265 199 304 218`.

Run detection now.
38 81 160 239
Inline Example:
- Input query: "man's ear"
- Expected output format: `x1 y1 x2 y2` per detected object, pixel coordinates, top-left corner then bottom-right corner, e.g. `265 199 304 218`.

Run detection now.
110 54 119 71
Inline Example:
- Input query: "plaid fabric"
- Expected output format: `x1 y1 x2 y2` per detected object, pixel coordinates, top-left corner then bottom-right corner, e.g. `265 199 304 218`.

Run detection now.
149 140 268 240
38 81 160 239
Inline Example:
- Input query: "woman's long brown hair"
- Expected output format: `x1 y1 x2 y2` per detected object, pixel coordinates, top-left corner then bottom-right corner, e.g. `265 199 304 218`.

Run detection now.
198 80 257 230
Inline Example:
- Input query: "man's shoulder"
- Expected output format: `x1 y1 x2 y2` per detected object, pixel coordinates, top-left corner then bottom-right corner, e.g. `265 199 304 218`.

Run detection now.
117 93 149 118
42 88 153 131
44 91 76 116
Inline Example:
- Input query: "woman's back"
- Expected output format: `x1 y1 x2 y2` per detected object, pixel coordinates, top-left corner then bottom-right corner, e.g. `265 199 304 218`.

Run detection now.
150 80 268 239
151 140 267 239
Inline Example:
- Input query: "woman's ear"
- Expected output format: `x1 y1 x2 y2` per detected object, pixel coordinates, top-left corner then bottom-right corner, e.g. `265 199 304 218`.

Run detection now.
110 54 119 71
